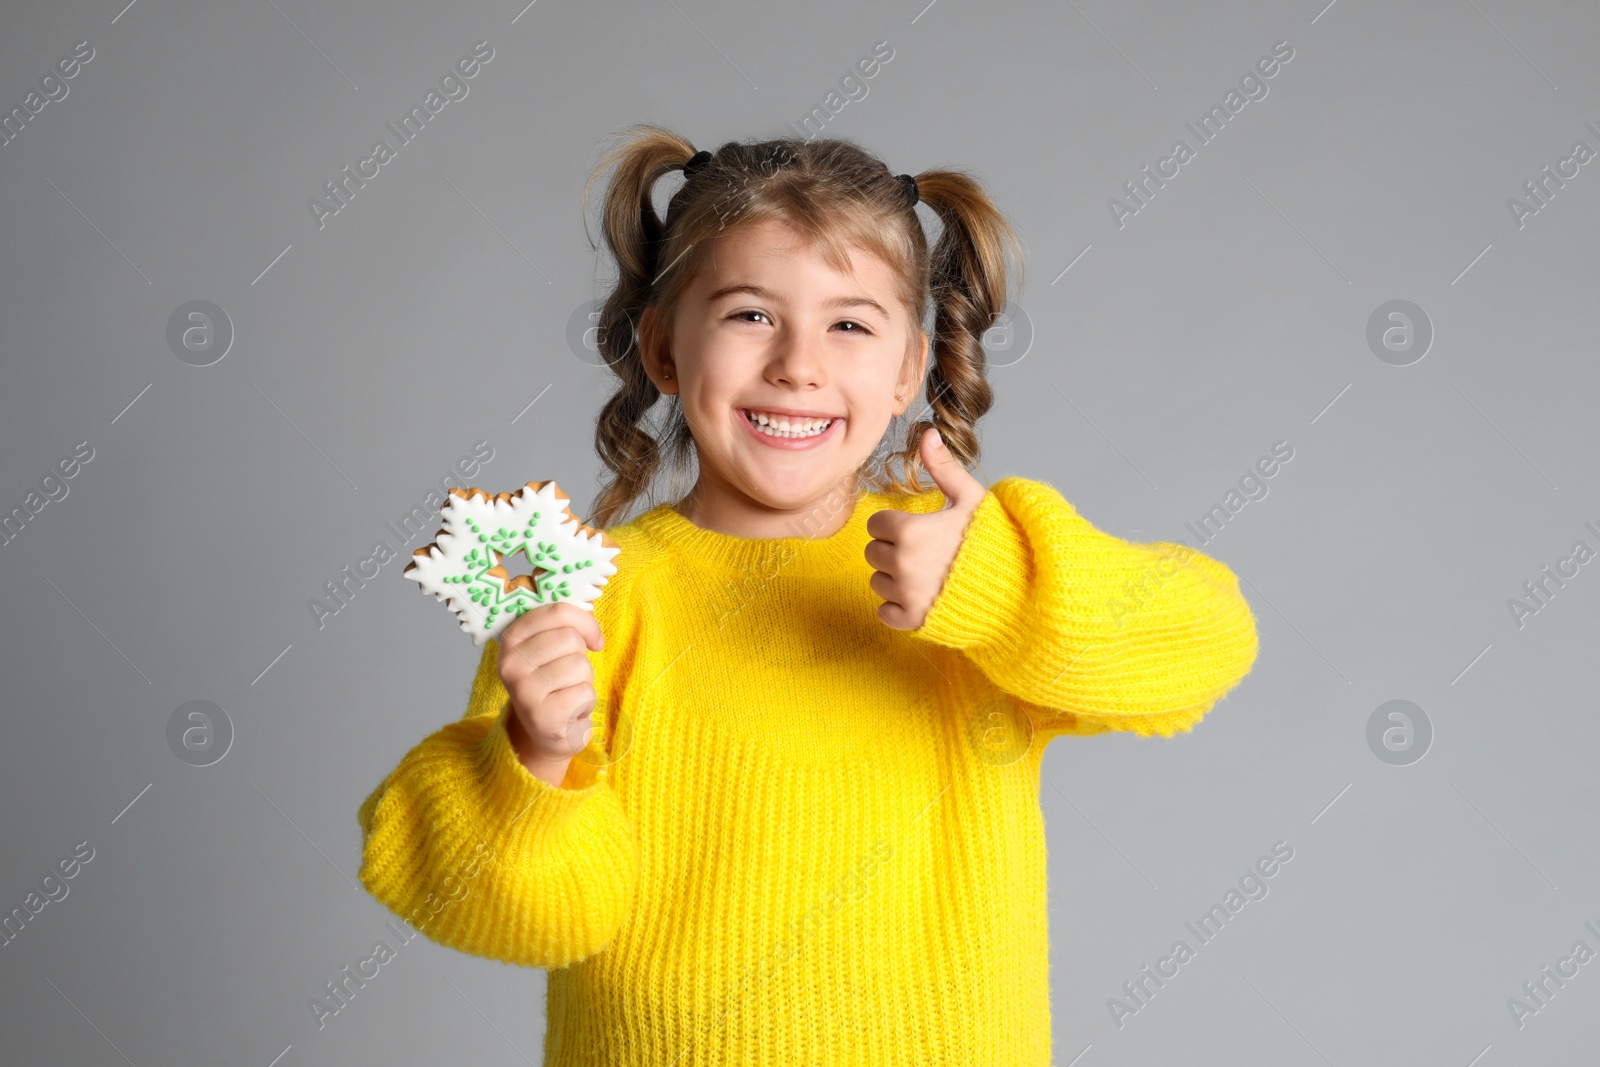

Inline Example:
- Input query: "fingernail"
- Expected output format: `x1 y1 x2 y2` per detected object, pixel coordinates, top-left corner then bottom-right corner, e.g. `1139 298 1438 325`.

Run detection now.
931 428 944 449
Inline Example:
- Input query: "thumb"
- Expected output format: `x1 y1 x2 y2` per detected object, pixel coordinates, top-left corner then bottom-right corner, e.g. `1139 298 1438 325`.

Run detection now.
918 426 984 509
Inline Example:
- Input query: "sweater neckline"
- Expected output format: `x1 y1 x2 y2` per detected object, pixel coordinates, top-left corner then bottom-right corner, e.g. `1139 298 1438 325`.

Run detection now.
632 488 882 577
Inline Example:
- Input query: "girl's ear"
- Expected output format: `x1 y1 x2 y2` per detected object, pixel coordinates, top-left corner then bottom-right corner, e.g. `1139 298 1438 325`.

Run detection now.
638 306 677 393
895 330 929 414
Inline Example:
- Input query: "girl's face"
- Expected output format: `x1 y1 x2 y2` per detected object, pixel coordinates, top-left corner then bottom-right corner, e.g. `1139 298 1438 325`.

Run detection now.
642 217 927 532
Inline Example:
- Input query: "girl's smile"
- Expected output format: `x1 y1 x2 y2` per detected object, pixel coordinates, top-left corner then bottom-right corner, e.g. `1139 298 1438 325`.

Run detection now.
735 406 845 449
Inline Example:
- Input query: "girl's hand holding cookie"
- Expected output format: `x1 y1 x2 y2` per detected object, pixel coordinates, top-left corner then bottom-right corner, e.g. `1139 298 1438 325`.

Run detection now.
498 601 606 784
865 427 988 631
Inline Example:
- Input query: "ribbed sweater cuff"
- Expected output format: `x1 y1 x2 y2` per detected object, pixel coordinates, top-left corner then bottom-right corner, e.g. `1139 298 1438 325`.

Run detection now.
476 703 612 837
914 481 1032 652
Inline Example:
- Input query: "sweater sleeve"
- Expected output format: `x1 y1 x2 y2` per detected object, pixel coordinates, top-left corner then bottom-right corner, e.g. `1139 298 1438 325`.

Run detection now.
910 476 1259 739
356 623 640 969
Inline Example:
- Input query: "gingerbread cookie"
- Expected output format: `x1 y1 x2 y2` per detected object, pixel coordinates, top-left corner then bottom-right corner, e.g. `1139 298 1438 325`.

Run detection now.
404 480 620 646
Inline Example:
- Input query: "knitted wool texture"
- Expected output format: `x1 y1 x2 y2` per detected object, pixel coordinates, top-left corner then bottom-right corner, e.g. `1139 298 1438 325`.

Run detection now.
357 475 1260 1065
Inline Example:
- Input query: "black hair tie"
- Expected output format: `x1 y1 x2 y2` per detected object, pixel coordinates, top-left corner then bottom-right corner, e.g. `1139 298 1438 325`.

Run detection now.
897 173 919 206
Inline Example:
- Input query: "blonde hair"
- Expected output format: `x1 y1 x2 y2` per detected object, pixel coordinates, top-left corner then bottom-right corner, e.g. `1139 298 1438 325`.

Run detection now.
580 122 1024 529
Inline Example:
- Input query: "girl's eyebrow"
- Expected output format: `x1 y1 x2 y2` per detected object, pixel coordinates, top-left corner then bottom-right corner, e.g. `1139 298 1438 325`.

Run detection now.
706 283 890 321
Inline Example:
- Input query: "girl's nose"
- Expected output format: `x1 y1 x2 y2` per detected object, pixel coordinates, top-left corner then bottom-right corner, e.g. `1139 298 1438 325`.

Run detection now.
769 328 827 387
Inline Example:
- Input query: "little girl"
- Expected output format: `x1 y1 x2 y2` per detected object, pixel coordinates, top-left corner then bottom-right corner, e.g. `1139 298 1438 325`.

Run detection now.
358 123 1259 1065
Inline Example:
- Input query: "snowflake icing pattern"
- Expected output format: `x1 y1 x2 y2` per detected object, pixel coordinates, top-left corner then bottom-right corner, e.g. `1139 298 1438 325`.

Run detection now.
404 481 621 646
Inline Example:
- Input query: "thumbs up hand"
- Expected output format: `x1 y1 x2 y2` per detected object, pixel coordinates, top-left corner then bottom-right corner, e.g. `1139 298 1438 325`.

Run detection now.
865 426 989 630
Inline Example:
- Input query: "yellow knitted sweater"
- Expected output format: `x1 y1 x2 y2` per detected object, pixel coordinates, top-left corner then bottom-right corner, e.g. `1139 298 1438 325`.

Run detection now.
357 475 1259 1065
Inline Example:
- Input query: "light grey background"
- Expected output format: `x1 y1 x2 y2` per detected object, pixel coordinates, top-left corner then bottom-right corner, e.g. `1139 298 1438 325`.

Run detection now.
3 0 1597 1063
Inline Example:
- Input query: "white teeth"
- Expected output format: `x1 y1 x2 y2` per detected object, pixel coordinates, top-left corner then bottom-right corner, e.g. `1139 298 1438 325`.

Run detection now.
744 409 834 438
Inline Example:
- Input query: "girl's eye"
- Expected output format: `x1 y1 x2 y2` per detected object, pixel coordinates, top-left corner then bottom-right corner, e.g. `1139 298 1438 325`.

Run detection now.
732 309 771 325
835 320 871 334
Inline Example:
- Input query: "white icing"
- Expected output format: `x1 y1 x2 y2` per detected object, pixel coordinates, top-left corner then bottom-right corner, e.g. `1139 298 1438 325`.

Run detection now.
404 480 620 646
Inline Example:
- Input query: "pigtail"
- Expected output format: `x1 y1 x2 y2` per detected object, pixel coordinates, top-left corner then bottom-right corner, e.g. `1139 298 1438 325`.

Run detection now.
581 125 704 530
879 169 1025 496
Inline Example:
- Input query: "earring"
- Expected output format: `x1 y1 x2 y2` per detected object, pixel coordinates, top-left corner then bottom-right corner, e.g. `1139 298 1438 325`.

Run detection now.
895 392 902 400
